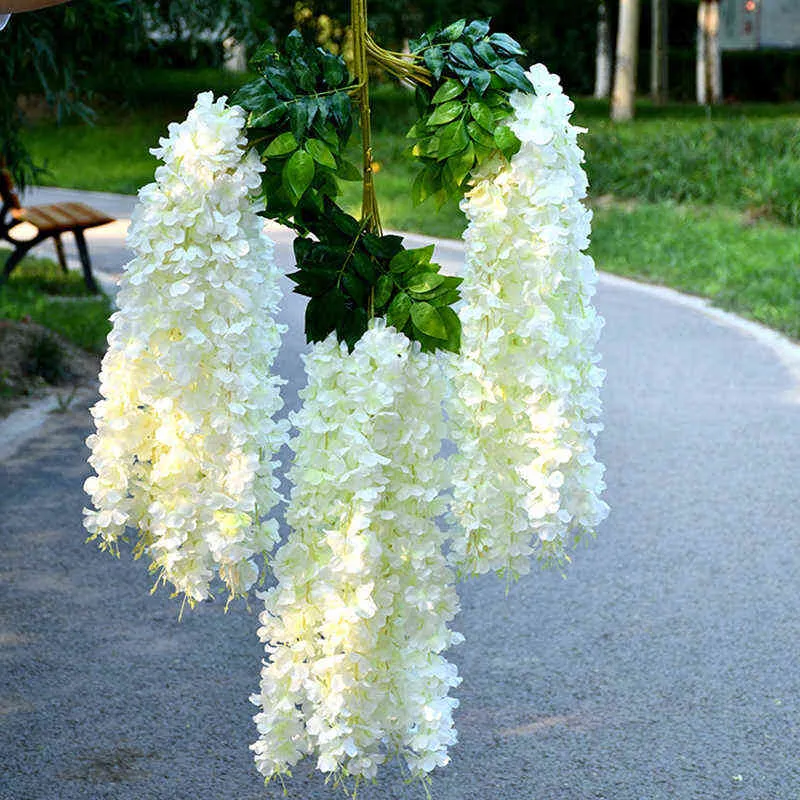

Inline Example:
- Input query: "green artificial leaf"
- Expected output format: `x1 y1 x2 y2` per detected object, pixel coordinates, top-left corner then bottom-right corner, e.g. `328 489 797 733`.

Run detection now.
293 236 313 263
447 140 475 186
488 32 526 57
473 40 498 67
389 244 434 274
438 120 469 159
406 120 428 139
249 41 277 69
287 267 337 297
411 166 437 206
495 62 533 93
424 46 445 79
249 103 287 129
484 89 508 107
340 307 369 350
429 289 462 308
289 99 309 139
282 149 315 203
330 91 351 127
471 69 492 94
441 19 466 41
437 305 462 353
432 78 464 104
330 206 361 237
321 52 346 86
285 29 305 57
407 272 445 295
233 78 273 112
415 86 431 116
343 272 368 306
292 59 316 92
386 291 412 329
411 301 448 339
463 19 491 43
353 251 378 283
306 288 348 343
412 274 462 301
428 100 463 126
306 138 337 169
467 120 495 149
265 131 299 157
449 42 478 69
362 233 404 259
263 66 295 100
470 101 495 132
412 134 440 159
374 274 394 309
337 159 362 181
494 124 519 152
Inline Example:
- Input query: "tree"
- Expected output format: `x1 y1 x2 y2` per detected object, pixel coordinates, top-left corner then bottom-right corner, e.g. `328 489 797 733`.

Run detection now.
611 0 641 120
651 0 668 102
594 1 612 98
696 0 721 104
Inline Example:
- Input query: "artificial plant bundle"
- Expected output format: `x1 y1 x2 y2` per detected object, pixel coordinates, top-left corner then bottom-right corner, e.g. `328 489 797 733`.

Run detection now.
448 65 609 580
251 320 462 789
83 92 289 606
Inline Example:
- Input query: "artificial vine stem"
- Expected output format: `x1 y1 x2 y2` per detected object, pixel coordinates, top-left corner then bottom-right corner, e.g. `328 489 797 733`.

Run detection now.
350 0 381 235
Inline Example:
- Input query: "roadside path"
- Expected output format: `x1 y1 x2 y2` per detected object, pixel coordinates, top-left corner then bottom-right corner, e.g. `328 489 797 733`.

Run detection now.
1 188 798 800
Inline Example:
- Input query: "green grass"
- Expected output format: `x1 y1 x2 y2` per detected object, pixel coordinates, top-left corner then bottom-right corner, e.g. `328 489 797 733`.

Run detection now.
15 73 800 342
590 202 800 338
25 68 255 194
0 252 113 353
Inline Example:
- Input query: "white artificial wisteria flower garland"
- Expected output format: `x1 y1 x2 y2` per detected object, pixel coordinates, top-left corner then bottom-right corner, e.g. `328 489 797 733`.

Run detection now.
83 92 289 605
448 64 609 580
251 320 462 789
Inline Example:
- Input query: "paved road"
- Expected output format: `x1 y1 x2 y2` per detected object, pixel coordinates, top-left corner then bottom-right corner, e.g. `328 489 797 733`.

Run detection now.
1 190 799 799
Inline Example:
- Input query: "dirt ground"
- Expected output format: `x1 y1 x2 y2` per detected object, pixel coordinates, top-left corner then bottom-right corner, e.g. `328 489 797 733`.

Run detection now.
0 318 100 417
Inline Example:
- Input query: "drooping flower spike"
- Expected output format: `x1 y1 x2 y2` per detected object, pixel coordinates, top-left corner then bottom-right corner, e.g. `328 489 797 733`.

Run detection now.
449 64 609 580
84 92 289 605
251 321 462 788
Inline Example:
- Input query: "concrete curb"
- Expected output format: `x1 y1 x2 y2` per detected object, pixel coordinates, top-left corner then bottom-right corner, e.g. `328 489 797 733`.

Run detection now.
4 186 800 461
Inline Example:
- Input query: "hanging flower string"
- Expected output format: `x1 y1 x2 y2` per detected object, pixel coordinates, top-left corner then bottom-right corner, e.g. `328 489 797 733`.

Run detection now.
82 15 610 797
83 92 289 606
251 320 462 790
448 65 609 581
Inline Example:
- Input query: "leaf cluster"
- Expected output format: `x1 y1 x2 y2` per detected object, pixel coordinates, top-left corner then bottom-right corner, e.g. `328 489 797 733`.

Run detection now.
406 19 532 206
290 202 462 353
233 30 360 228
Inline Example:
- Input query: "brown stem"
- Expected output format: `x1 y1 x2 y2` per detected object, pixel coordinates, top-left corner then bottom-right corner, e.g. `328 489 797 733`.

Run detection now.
350 0 381 235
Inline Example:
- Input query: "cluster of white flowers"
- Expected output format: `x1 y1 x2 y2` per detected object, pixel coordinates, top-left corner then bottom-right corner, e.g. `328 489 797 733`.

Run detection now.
83 92 289 605
251 320 462 788
448 64 609 580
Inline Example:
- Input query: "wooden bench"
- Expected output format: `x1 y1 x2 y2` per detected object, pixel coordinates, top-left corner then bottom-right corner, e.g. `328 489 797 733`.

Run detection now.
0 169 115 293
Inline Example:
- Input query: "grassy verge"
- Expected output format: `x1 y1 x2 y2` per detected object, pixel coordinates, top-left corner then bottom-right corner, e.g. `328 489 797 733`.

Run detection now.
590 203 800 338
0 252 113 353
16 74 800 341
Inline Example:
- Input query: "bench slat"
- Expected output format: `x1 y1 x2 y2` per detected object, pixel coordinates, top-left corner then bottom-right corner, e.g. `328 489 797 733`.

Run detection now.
13 202 115 233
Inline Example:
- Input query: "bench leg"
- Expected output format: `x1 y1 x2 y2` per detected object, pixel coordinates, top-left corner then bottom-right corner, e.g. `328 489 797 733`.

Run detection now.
53 234 68 273
73 229 99 293
0 242 30 285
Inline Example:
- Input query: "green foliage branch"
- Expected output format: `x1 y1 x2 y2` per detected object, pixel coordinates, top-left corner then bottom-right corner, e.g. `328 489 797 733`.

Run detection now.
235 13 532 354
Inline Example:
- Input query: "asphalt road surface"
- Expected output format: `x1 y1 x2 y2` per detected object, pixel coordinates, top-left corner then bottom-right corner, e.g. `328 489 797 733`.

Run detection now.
1 190 798 800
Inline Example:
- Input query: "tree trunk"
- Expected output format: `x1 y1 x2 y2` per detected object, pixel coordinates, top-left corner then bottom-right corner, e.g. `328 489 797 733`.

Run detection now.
595 2 612 99
650 0 668 103
611 0 641 121
697 0 722 104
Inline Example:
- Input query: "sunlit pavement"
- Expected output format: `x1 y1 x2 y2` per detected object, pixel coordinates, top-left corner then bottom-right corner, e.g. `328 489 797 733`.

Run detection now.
1 188 799 799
